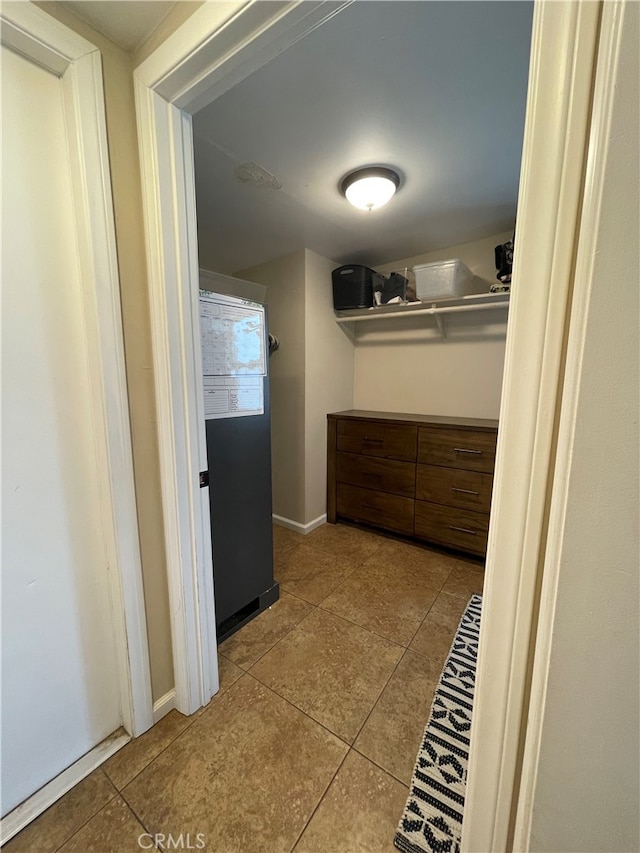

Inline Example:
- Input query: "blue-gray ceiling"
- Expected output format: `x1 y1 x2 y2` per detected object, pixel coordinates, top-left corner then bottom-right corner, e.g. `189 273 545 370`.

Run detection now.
193 1 533 274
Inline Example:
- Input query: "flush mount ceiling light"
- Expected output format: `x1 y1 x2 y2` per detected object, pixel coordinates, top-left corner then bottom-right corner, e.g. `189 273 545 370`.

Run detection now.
340 166 400 211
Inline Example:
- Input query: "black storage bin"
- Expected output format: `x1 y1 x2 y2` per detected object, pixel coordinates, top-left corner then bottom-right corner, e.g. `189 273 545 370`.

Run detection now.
332 264 377 309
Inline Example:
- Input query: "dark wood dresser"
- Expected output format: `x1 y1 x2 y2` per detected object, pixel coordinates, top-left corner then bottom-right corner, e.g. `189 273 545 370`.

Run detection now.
327 410 499 558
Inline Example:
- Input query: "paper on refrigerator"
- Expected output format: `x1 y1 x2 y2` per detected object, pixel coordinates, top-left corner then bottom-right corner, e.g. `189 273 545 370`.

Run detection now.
199 291 266 419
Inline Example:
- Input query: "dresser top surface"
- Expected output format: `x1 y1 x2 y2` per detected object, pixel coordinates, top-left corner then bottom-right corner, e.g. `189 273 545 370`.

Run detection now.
328 410 499 431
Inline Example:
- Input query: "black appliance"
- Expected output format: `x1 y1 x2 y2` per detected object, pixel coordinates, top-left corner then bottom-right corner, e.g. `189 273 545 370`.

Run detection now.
199 285 279 642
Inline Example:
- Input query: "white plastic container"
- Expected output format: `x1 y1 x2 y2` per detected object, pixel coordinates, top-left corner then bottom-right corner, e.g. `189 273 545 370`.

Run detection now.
413 259 475 301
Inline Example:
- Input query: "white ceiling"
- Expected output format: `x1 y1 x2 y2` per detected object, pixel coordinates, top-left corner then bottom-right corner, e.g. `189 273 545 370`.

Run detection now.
193 1 533 275
60 1 177 53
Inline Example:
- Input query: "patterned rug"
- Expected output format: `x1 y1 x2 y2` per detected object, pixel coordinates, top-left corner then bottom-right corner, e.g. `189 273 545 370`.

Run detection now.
394 594 482 853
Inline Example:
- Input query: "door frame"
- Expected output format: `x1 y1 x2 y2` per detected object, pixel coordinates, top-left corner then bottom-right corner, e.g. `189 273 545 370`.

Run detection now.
461 2 603 848
133 0 604 845
1 1 153 739
511 1 630 846
133 0 355 716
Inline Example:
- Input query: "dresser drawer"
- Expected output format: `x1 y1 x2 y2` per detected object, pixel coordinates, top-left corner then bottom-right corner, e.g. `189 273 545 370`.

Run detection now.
418 426 496 473
337 419 417 461
416 464 493 513
414 500 489 556
337 484 414 534
337 452 415 498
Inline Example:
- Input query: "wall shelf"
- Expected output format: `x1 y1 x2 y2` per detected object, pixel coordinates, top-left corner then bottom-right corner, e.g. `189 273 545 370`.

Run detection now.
334 292 510 340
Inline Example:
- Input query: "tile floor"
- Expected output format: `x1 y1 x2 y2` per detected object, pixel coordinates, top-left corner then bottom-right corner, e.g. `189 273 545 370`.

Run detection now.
4 523 484 853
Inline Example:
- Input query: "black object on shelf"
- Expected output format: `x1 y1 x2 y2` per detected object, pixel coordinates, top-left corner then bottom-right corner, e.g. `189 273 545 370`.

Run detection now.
378 272 408 304
332 264 381 309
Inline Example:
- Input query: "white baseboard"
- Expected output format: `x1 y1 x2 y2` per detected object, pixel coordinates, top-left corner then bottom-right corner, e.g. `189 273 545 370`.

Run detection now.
272 513 327 535
152 689 176 723
0 729 130 845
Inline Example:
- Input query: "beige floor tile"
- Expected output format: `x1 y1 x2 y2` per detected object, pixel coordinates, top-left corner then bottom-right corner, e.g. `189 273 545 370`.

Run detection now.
103 710 193 790
274 543 360 605
122 677 347 853
320 557 443 647
58 795 147 853
355 649 444 786
6 530 476 853
219 592 313 669
410 592 470 662
250 608 403 743
273 524 304 559
304 523 385 564
365 539 458 589
1 770 117 853
164 658 244 730
216 654 245 691
294 751 407 853
441 561 485 598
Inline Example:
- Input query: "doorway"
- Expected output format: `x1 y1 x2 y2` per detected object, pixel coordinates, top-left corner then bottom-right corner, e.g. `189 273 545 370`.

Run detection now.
133 0 604 847
190 0 530 543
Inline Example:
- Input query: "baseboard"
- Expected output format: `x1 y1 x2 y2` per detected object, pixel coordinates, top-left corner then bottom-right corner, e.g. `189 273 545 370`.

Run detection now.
152 689 176 724
272 513 327 535
0 729 130 845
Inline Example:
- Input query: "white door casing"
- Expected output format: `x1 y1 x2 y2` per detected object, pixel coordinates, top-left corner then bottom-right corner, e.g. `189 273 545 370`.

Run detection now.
134 0 355 716
512 2 638 848
1 1 152 834
462 2 602 849
133 0 606 844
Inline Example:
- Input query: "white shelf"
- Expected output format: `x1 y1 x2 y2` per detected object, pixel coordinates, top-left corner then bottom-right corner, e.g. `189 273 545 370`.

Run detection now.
334 292 510 340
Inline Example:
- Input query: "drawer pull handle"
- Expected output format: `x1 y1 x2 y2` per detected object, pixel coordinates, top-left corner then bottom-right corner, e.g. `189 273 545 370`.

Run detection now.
364 472 382 479
363 503 379 510
449 525 477 535
363 437 383 444
454 447 483 455
451 487 479 496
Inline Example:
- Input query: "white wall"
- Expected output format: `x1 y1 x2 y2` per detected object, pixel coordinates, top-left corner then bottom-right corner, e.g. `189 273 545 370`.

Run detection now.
304 250 355 524
527 5 639 849
239 249 355 528
237 252 307 524
239 237 508 522
353 232 511 418
376 231 513 284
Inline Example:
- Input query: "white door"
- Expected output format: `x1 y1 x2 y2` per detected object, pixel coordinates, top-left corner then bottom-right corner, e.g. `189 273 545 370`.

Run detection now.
1 44 121 816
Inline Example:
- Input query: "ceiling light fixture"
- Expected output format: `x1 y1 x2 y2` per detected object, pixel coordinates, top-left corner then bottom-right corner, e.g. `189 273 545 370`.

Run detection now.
340 166 400 211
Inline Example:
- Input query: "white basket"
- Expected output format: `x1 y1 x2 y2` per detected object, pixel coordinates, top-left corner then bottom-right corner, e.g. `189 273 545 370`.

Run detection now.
413 259 475 301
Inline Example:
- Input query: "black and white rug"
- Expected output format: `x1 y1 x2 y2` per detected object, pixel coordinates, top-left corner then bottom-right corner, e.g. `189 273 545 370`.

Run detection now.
394 594 482 853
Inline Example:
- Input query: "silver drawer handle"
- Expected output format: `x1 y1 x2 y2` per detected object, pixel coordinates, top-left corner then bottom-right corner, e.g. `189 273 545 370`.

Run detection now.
449 525 477 535
451 487 479 495
454 447 482 454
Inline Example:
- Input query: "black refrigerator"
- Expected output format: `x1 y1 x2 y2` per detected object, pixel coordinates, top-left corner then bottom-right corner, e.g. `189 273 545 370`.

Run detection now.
199 282 278 642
